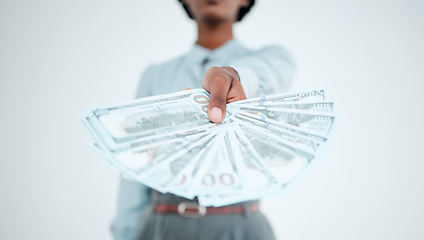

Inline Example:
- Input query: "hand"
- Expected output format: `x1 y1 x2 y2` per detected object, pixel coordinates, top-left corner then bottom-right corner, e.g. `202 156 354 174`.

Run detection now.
202 66 247 123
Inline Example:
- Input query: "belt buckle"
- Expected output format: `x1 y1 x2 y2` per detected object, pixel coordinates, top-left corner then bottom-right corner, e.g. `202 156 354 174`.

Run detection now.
177 202 207 218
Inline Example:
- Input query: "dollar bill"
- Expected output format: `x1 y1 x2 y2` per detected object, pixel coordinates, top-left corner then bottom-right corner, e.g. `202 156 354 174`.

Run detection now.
232 106 336 137
82 88 336 206
233 123 313 185
235 113 329 144
229 89 326 106
82 89 233 152
138 131 219 193
190 131 244 196
198 127 281 207
167 131 224 199
92 133 210 192
234 116 322 154
227 126 278 191
238 101 334 112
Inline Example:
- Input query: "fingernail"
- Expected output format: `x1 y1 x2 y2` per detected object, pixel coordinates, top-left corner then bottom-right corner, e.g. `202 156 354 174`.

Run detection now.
210 107 222 123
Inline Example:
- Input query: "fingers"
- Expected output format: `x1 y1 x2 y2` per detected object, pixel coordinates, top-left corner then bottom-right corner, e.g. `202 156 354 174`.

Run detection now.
226 78 247 103
187 66 247 123
203 67 238 123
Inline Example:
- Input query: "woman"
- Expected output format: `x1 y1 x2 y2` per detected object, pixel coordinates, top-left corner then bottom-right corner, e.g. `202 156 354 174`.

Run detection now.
111 0 295 239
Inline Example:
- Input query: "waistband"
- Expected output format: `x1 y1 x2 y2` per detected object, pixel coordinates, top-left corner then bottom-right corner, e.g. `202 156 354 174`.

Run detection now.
154 202 259 217
151 189 258 204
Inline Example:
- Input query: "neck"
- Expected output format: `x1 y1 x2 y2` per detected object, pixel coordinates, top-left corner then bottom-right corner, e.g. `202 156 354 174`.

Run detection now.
196 21 234 50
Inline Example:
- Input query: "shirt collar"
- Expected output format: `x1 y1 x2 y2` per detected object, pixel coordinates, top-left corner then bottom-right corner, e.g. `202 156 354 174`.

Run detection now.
187 39 246 65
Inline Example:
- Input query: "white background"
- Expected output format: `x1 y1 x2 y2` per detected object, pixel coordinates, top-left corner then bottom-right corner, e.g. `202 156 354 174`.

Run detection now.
1 0 424 239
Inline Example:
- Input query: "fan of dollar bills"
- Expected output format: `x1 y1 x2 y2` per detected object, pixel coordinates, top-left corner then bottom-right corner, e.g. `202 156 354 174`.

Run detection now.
81 88 335 206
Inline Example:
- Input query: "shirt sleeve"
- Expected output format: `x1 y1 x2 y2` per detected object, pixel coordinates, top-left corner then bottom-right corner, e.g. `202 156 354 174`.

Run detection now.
229 45 295 98
110 67 153 240
110 178 150 240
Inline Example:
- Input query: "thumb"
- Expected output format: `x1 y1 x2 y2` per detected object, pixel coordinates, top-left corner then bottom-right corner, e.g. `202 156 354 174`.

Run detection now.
208 91 227 123
202 67 234 123
206 75 232 123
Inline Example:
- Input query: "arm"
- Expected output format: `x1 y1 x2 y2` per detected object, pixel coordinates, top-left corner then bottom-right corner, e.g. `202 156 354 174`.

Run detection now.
203 45 295 123
230 45 295 98
110 67 153 240
110 178 150 240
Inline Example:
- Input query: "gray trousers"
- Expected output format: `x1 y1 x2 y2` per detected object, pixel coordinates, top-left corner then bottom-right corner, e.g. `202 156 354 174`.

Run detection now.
136 190 276 240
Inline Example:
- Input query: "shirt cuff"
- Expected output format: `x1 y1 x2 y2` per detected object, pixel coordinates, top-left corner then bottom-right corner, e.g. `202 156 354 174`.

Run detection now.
230 64 259 98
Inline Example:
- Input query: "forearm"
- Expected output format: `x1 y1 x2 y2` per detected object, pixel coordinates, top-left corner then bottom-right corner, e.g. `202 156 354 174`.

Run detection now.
229 45 295 97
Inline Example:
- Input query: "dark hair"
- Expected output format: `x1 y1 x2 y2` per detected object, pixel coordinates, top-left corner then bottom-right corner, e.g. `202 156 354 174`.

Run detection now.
178 0 255 22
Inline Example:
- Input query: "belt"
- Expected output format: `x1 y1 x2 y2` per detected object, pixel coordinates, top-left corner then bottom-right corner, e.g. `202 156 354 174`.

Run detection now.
154 202 259 218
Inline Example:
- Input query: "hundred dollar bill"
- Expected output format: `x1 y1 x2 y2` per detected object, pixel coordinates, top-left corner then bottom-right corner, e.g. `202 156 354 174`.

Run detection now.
191 131 244 196
198 126 281 206
235 113 329 144
91 138 185 183
166 147 207 199
138 131 219 193
167 146 208 199
205 116 332 206
234 117 321 154
229 89 325 106
92 132 212 191
191 126 283 206
233 106 336 137
240 101 334 112
183 130 236 198
82 88 337 205
226 127 278 191
83 112 222 154
197 127 282 207
233 123 314 185
82 89 232 152
168 131 224 199
103 132 206 172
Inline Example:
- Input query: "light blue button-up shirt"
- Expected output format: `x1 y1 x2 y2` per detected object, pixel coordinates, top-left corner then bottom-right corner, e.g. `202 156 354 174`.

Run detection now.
110 39 295 240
